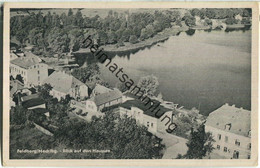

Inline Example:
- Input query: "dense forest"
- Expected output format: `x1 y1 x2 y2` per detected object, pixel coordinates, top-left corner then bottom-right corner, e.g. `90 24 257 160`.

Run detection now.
10 8 251 57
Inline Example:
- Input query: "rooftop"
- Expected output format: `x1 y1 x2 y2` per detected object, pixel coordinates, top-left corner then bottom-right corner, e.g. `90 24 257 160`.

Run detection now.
10 80 24 97
10 53 42 69
43 71 87 93
22 97 45 109
91 89 122 106
21 93 40 102
205 103 251 137
93 83 112 94
119 99 172 119
32 108 49 114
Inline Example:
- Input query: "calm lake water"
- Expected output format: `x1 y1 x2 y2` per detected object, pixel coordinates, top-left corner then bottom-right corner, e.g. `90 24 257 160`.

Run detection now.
78 29 251 116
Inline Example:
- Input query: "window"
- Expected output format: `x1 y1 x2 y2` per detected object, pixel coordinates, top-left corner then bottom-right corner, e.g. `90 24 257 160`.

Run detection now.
217 134 221 140
147 122 149 127
38 70 40 74
233 151 239 159
225 136 228 142
225 123 231 130
38 76 40 81
224 147 227 152
248 155 251 159
151 123 153 128
235 139 240 146
217 145 220 150
248 143 251 150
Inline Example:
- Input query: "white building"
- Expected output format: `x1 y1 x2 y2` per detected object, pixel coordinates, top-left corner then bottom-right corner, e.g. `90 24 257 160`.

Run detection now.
10 52 48 87
86 89 122 112
115 99 173 134
205 103 251 159
90 83 112 97
43 71 89 101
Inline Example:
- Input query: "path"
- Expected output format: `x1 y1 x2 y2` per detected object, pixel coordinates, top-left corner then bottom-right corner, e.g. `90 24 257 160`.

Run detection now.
155 131 188 159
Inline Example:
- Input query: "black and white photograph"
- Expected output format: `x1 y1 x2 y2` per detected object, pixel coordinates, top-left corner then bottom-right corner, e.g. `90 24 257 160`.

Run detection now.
2 2 259 167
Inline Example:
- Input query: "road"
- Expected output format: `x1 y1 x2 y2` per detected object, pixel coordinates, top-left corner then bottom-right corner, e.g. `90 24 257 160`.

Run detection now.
155 131 188 159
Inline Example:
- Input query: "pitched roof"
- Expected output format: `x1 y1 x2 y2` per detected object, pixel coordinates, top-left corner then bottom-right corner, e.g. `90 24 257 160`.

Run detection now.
119 99 172 119
32 108 49 114
205 103 251 137
91 89 122 106
43 71 86 93
21 93 40 102
22 98 45 109
11 55 41 69
93 84 112 94
10 80 24 96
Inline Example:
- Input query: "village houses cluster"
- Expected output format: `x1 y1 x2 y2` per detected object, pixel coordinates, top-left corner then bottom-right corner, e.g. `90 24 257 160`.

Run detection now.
9 48 251 159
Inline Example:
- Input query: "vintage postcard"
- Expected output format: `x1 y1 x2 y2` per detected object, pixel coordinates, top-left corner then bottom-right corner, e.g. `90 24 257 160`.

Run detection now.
2 2 259 167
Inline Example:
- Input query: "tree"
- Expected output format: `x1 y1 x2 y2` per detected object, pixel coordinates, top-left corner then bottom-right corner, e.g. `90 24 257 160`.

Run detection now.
68 28 84 53
116 82 129 92
129 35 138 44
137 75 159 96
183 15 196 27
15 74 24 84
153 20 163 32
75 9 84 27
97 30 108 45
182 125 215 159
68 9 73 16
10 105 28 125
107 31 117 44
28 27 44 45
225 18 238 25
116 38 125 47
121 29 132 42
71 63 101 84
54 112 165 159
204 18 213 26
37 83 53 100
190 9 201 17
205 9 216 19
16 29 27 44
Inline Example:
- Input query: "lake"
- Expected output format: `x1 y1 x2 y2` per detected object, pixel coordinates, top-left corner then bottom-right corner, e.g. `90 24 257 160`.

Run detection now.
78 29 251 116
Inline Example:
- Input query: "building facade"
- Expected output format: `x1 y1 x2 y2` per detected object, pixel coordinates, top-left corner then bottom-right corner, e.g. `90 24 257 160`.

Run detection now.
43 71 89 101
10 56 48 87
115 99 173 134
86 89 122 112
205 103 251 159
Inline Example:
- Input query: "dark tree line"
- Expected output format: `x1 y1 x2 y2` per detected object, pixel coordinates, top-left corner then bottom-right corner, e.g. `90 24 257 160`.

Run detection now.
11 9 179 56
10 8 251 57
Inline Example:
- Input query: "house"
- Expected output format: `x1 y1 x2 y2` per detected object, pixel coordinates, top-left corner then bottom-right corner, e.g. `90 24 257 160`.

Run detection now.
86 89 122 112
10 79 32 97
43 71 89 101
32 108 50 117
235 14 243 21
91 83 112 97
10 80 25 97
10 52 48 87
115 99 173 134
10 98 15 109
122 92 138 103
10 52 19 60
205 103 251 159
21 94 46 110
